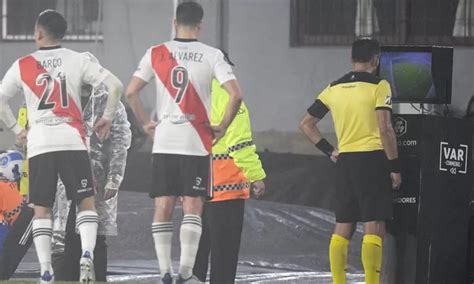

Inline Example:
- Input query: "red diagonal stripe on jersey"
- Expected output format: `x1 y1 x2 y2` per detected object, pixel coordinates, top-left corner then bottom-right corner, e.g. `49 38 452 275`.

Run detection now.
19 55 86 145
151 45 212 152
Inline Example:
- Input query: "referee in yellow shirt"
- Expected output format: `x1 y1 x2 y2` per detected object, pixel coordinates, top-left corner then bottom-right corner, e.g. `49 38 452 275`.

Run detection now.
299 38 401 284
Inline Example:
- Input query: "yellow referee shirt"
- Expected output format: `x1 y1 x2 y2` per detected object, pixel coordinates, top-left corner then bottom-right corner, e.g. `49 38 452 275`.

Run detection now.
310 72 392 153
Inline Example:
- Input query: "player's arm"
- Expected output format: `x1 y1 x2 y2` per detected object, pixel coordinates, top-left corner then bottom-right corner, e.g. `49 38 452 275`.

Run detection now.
212 51 242 142
81 53 123 140
91 73 123 141
125 76 158 138
217 80 243 136
0 95 22 135
125 49 157 139
81 52 123 122
376 110 398 161
125 77 150 125
299 88 338 162
375 80 401 188
100 73 124 122
376 109 401 188
0 62 27 141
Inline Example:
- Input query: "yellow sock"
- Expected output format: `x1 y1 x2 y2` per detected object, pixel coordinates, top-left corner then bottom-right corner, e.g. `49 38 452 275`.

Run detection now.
361 234 383 284
329 234 349 284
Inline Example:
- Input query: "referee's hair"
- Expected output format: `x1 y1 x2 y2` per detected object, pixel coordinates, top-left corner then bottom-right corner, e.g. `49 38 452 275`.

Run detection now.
351 38 380 63
36 9 67 40
176 1 204 27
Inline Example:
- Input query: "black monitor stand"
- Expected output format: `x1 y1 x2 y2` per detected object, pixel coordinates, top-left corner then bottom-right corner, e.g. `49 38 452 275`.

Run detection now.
387 114 472 284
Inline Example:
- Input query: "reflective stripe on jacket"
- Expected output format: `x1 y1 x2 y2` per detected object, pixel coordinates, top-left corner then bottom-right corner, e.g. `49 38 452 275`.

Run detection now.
210 80 266 202
0 182 23 225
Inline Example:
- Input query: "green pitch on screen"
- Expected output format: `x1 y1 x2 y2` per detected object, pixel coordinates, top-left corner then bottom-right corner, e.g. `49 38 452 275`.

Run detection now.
392 62 433 100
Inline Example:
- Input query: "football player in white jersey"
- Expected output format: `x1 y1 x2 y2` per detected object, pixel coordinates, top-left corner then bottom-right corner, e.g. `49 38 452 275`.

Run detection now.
0 10 123 284
125 2 243 283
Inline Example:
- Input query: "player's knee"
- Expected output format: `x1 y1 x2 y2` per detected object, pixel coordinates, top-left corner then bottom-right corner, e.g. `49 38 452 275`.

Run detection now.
363 221 385 238
334 223 355 240
77 196 96 212
34 206 53 219
182 196 203 216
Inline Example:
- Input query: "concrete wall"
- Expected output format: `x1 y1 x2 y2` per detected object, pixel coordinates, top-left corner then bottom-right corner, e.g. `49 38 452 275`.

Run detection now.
1 0 473 153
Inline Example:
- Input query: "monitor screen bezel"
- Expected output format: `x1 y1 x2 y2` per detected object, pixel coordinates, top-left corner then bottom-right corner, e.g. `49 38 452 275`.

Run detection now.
377 45 452 104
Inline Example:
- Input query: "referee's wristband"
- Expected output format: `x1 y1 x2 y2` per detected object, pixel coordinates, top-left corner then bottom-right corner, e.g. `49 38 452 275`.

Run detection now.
389 158 401 173
315 138 334 158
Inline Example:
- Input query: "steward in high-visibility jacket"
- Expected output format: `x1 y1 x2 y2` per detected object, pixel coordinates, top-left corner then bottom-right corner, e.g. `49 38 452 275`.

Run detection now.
193 80 266 283
209 80 266 202
0 104 34 280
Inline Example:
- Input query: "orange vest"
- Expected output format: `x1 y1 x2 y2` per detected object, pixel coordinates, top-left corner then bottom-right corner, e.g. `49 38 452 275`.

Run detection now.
0 182 23 225
211 153 250 202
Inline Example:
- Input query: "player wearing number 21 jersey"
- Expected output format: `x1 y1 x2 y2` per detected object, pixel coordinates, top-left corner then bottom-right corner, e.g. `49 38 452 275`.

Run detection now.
0 48 109 157
0 10 123 284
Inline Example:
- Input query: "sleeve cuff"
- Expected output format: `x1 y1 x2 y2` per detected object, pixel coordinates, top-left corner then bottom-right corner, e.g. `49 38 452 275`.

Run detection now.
132 73 151 84
375 106 392 111
249 171 266 183
10 124 23 135
217 76 237 87
307 100 329 119
102 112 115 121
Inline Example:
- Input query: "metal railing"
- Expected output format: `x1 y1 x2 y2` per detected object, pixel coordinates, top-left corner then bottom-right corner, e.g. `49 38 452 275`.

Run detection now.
1 0 103 41
291 0 474 46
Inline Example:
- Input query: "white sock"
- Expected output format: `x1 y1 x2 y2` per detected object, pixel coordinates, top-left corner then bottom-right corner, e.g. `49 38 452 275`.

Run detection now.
179 215 202 279
152 222 174 276
76 210 98 259
32 218 53 275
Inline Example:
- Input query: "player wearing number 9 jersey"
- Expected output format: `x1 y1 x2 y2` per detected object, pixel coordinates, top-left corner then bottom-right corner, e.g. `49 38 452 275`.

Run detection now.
126 2 243 283
0 9 123 284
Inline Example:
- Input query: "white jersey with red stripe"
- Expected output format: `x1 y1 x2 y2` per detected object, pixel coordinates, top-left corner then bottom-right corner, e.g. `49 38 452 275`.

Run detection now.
0 47 110 158
133 39 236 156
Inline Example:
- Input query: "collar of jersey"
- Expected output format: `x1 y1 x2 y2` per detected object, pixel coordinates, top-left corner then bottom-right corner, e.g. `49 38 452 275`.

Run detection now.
39 45 62 50
173 38 198 42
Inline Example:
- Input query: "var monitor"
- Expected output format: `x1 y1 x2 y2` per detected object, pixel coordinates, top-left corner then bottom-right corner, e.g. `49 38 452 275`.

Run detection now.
377 46 453 104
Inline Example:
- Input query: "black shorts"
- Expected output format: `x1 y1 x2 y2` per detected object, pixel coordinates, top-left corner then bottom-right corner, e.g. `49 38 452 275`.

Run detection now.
335 150 392 223
29 151 94 208
150 153 210 198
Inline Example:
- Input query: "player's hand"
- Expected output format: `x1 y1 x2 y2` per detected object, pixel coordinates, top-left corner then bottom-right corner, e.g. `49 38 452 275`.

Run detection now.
330 149 339 163
390 172 402 190
16 129 28 145
93 118 112 141
143 121 159 140
211 125 226 145
252 180 266 198
104 188 118 201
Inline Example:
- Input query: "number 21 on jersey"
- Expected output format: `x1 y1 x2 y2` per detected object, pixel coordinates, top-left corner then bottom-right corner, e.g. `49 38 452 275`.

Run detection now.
36 72 68 110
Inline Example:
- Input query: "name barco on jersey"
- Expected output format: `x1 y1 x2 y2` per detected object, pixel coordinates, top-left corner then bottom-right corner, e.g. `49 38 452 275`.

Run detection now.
162 51 204 63
36 58 62 69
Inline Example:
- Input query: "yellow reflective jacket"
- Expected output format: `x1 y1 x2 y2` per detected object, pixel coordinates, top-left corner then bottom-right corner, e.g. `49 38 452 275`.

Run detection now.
210 80 266 202
17 105 29 196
